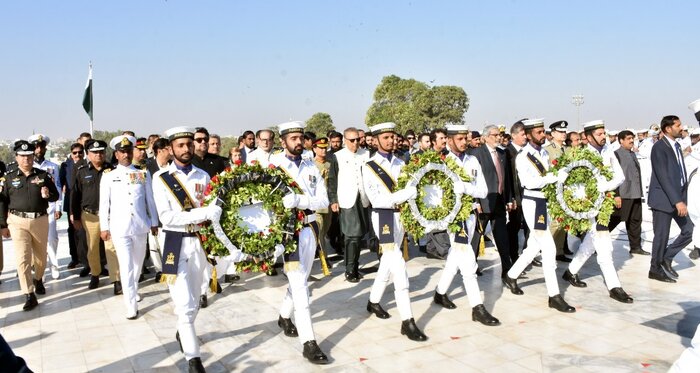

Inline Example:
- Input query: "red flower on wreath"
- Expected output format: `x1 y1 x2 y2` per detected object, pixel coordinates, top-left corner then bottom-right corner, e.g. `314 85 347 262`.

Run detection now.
440 154 446 161
224 166 232 173
552 159 558 166
234 159 242 166
261 263 269 272
564 225 571 231
290 181 298 188
200 234 208 242
204 184 212 196
296 211 305 221
606 192 613 198
211 175 219 184
251 160 259 165
268 164 276 169
556 217 564 223
244 268 251 273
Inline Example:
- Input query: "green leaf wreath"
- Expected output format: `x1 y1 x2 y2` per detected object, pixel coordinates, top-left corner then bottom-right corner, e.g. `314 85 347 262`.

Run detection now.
199 160 305 273
542 147 616 236
396 150 474 238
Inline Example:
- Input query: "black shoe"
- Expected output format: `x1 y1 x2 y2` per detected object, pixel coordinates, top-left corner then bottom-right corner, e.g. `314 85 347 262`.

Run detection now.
138 274 145 283
155 271 162 283
88 275 99 289
630 248 650 256
661 260 678 278
562 269 587 288
556 255 572 263
67 260 80 269
472 304 500 326
426 252 445 260
142 267 151 275
176 331 183 352
400 318 428 341
648 270 676 283
216 282 222 294
419 245 427 253
531 258 542 267
266 268 278 276
199 295 208 308
366 301 390 319
278 316 299 337
79 267 90 277
302 340 330 365
345 272 360 283
690 247 700 260
224 274 240 283
33 279 46 295
433 292 457 309
100 267 109 276
609 287 633 303
476 267 484 276
502 276 524 295
126 311 139 320
23 293 38 311
113 281 123 295
188 357 206 373
548 295 576 313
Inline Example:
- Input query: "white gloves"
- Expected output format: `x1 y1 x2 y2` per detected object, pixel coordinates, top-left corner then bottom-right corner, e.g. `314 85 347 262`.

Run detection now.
296 195 311 210
282 193 298 209
273 244 285 259
391 186 417 205
557 170 569 183
205 204 222 221
543 173 558 184
596 176 609 192
453 181 466 195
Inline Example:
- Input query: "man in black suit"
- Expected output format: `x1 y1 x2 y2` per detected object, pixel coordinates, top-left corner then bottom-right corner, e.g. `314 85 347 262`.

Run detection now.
470 124 514 274
505 120 530 265
648 115 695 283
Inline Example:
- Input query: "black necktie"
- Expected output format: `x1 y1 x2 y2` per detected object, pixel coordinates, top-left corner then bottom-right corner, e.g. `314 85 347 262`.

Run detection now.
674 142 687 185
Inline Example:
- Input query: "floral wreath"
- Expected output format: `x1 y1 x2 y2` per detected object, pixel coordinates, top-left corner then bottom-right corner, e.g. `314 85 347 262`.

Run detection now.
396 150 474 238
542 147 616 236
199 160 305 273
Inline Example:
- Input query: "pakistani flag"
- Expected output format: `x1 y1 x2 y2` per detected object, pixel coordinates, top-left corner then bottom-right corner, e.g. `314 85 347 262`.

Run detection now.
82 64 93 121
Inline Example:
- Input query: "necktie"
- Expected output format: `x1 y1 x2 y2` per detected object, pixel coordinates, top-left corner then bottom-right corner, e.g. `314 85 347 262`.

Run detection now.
491 149 503 194
674 142 687 185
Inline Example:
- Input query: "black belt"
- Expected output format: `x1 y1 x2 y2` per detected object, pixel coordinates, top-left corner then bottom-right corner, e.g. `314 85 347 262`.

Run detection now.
10 210 47 219
372 207 400 213
83 207 99 215
527 188 542 192
163 230 199 237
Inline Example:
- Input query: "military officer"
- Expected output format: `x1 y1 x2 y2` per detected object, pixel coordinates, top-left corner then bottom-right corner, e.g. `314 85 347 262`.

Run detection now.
543 121 572 262
270 121 330 364
71 140 121 292
432 125 500 325
502 119 576 313
100 135 160 319
28 134 62 280
563 120 633 303
0 141 60 310
152 126 241 373
362 122 427 341
132 137 149 169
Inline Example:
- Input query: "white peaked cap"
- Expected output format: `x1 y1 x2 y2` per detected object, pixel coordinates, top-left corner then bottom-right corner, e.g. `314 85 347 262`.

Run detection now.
369 122 397 134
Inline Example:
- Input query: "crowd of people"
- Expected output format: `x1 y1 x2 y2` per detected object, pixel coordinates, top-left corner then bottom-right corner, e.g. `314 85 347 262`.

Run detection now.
0 111 699 372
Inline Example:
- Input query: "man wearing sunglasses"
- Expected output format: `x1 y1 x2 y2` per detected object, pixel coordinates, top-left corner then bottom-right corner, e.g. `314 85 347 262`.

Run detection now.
191 127 227 178
60 143 86 270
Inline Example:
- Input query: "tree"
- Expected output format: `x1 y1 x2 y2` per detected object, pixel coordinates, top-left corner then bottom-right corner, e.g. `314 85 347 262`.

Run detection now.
305 112 335 137
365 75 469 135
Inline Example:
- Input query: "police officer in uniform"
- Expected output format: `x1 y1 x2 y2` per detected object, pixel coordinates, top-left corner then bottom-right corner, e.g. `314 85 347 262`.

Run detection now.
0 141 60 310
362 122 427 341
28 134 63 280
271 121 330 364
543 121 572 262
564 120 633 303
71 140 121 292
502 119 576 313
100 135 160 319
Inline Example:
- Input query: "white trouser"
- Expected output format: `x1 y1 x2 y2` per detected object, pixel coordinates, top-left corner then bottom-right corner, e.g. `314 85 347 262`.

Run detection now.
147 229 165 272
435 215 482 307
689 207 700 249
507 198 560 297
113 234 147 316
279 225 317 343
569 228 621 290
201 261 213 294
368 211 413 321
168 237 207 360
46 212 59 269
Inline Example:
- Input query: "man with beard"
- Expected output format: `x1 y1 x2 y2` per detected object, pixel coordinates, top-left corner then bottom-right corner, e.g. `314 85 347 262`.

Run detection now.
60 142 85 270
363 122 427 342
329 131 343 153
502 119 575 313
563 120 632 303
425 128 450 260
152 127 240 373
432 125 500 326
505 120 530 266
270 121 330 364
543 121 572 263
358 129 367 149
191 127 228 177
28 134 62 280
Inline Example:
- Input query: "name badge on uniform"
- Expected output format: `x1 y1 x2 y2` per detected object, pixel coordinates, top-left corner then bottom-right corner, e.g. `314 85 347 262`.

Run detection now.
308 175 317 189
11 178 21 188
471 169 478 178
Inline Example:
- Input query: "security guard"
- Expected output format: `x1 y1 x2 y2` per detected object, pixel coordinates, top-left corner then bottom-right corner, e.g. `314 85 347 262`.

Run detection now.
29 134 62 280
100 135 160 319
543 121 572 262
432 124 500 325
0 140 60 311
152 126 230 373
71 140 121 292
564 120 632 303
503 119 576 313
362 122 427 341
271 121 330 364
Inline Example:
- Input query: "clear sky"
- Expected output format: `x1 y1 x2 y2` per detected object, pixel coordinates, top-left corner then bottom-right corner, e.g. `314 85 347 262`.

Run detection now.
1 1 698 141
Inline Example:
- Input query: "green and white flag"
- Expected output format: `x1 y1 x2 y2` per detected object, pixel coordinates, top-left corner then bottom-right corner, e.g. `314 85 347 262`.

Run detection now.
82 64 93 121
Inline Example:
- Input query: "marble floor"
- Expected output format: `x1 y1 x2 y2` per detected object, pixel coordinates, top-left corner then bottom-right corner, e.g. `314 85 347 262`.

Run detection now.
0 215 697 373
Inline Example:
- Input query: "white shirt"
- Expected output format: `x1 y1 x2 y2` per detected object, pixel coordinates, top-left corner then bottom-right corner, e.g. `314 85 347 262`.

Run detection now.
152 163 211 232
362 152 405 209
516 143 552 198
270 152 329 212
34 158 61 213
99 164 158 237
586 143 625 192
247 148 273 167
334 147 370 209
446 151 487 200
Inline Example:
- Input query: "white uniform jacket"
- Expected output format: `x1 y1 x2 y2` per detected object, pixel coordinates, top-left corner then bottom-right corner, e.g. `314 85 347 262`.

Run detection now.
99 164 158 237
34 159 61 213
334 147 370 209
587 143 625 192
151 163 212 232
270 152 329 215
516 143 553 199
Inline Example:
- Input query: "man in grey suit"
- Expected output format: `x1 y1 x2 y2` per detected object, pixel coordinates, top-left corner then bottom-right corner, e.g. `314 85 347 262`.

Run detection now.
648 115 695 283
608 130 648 256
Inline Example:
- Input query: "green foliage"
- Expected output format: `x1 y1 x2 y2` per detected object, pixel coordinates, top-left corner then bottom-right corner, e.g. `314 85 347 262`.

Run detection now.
396 150 473 238
0 145 13 165
543 147 616 236
365 75 469 135
306 112 335 136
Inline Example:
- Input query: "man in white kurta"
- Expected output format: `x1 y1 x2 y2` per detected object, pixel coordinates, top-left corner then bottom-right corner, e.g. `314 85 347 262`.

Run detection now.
99 135 159 319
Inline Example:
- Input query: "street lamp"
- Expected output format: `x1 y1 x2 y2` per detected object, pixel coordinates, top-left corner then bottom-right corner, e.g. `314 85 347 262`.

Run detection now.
572 94 584 127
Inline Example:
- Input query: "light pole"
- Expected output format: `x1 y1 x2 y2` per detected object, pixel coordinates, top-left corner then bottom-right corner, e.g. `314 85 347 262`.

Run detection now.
572 94 584 128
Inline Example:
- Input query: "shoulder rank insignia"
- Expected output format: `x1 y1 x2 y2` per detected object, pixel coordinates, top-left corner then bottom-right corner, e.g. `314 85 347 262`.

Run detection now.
537 214 545 224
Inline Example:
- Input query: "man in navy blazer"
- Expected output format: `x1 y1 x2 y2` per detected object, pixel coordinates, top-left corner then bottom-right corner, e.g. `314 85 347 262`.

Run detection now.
648 115 695 283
